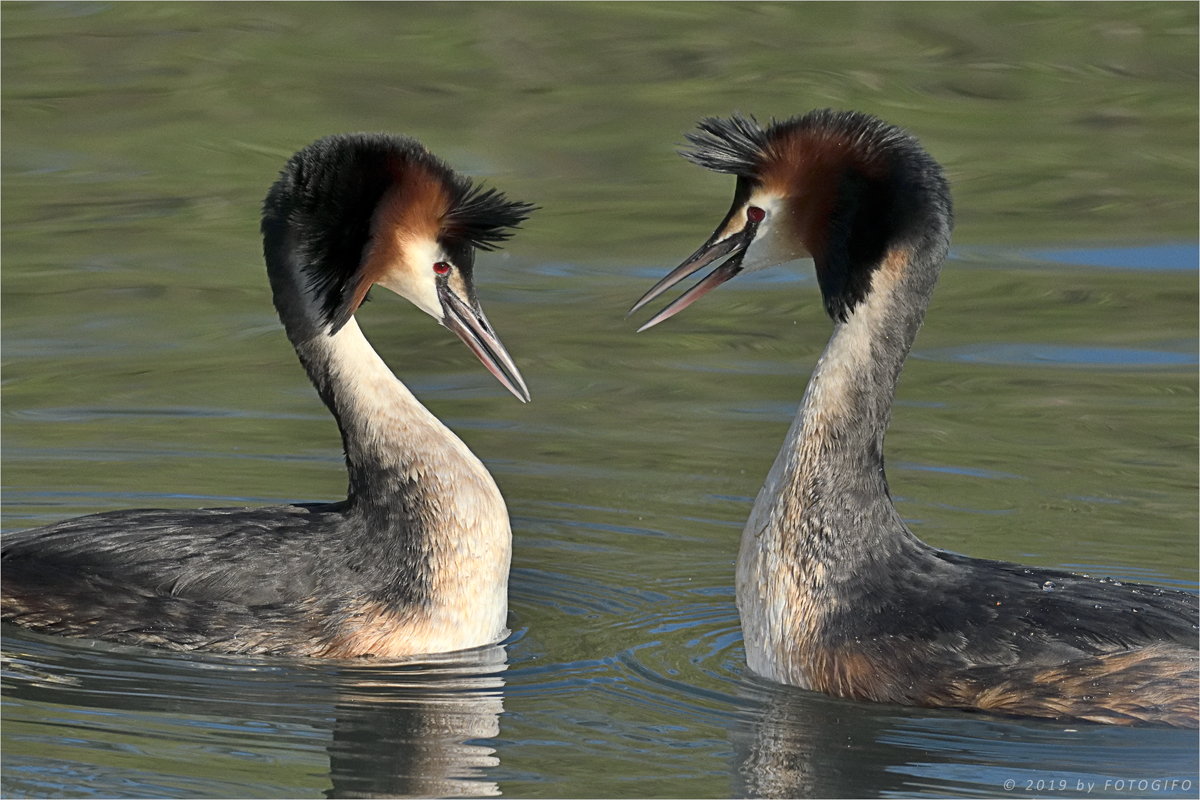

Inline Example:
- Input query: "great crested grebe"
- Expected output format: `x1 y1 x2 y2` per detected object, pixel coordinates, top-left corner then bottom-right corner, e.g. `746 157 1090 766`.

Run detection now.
2 133 535 658
630 110 1198 726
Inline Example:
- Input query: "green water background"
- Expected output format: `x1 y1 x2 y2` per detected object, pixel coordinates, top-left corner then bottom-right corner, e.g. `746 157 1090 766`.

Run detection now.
2 3 1197 797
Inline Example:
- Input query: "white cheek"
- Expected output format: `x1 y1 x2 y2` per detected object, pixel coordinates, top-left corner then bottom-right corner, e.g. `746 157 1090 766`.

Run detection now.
377 239 444 320
741 195 810 274
741 225 809 275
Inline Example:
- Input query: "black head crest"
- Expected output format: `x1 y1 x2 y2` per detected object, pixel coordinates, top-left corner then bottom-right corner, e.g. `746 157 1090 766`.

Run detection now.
262 133 535 334
679 113 770 178
675 110 953 324
442 181 537 252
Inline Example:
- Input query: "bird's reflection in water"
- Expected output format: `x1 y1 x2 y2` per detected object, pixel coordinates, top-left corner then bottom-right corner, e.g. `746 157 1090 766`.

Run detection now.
731 674 1200 799
326 643 507 799
731 675 910 799
0 628 508 798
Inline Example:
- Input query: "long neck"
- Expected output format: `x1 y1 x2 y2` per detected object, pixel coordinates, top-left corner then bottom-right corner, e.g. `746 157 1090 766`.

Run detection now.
782 248 930 548
288 316 511 646
737 245 940 684
293 319 478 499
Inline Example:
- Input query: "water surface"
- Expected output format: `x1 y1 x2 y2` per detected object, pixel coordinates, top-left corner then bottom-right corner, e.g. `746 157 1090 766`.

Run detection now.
3 4 1197 798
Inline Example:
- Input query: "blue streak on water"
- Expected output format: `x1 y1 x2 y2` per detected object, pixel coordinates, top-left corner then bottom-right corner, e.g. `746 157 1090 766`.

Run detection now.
628 262 813 285
913 344 1197 368
1028 243 1199 271
893 461 1023 480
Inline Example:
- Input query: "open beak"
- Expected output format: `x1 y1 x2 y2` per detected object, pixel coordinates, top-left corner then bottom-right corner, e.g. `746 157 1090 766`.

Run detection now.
439 284 530 403
627 224 757 332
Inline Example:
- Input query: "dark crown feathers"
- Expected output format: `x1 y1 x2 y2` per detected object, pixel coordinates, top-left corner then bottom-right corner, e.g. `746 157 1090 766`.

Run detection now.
443 180 536 252
679 113 770 177
262 132 534 332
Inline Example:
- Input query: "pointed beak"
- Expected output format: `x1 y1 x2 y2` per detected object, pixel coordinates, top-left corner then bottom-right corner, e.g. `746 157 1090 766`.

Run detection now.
438 284 530 403
628 224 757 332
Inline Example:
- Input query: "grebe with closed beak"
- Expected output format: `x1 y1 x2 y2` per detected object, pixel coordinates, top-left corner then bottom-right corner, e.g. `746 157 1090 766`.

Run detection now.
630 110 1198 726
3 133 535 658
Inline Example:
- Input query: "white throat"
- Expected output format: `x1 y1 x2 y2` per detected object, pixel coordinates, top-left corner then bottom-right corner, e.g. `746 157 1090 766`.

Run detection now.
315 317 513 651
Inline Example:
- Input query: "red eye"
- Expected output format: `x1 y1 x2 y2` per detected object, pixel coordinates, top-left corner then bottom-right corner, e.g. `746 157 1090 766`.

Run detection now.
747 206 766 223
433 261 451 275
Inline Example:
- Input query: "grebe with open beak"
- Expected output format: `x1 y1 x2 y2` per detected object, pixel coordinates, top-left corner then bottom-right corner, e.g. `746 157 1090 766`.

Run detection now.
631 110 1198 726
